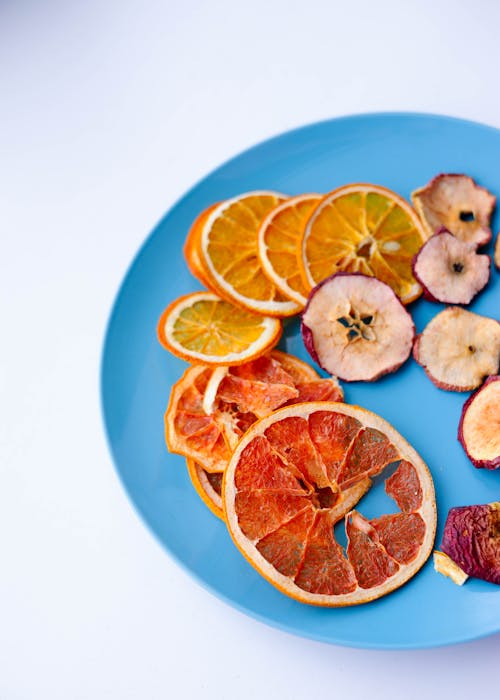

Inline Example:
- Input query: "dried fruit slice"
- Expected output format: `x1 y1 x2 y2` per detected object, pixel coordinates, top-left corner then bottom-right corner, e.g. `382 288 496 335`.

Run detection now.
412 229 490 304
412 174 495 247
258 194 322 307
196 191 301 317
224 402 436 606
440 503 500 585
183 203 221 288
165 364 236 472
495 232 500 270
165 351 338 472
413 307 500 392
302 273 415 382
157 291 282 365
458 375 500 470
301 183 427 303
186 459 224 521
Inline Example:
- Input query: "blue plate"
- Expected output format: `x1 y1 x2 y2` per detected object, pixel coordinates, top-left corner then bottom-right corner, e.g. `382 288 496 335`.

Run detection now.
101 113 500 649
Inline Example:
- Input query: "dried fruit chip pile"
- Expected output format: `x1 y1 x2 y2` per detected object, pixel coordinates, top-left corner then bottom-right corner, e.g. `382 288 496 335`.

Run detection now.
156 170 500 603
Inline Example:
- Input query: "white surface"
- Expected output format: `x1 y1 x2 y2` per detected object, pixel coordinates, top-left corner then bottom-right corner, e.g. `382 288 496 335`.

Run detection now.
1 1 499 697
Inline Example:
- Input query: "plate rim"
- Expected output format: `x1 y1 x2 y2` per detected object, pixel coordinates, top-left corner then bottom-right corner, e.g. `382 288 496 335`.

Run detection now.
100 111 500 650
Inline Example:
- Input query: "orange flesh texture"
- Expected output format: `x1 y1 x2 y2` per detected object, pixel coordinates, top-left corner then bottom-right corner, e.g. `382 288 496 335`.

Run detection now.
260 195 322 301
303 187 425 302
199 194 301 315
230 409 429 596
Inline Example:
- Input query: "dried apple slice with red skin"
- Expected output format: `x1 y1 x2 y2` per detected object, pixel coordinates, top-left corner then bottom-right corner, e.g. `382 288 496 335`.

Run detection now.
413 307 500 391
458 375 500 469
412 229 490 305
301 273 415 382
412 173 495 247
441 503 500 585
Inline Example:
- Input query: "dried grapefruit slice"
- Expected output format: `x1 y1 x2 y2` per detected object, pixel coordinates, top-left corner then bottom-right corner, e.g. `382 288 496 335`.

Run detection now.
157 291 282 365
186 458 224 521
196 192 301 317
165 352 341 472
257 194 322 308
301 184 427 303
223 402 436 606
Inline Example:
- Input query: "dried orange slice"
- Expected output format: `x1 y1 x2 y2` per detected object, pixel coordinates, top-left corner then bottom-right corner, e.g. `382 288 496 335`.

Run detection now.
223 402 436 606
183 203 220 287
157 291 282 365
196 192 301 317
258 194 322 308
301 184 427 304
186 458 224 521
165 352 343 472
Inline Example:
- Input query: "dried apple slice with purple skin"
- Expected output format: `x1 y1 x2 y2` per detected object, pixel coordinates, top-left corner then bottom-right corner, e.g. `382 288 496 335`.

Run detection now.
413 307 500 391
412 229 490 305
301 273 415 382
412 173 495 247
441 503 500 585
458 375 500 469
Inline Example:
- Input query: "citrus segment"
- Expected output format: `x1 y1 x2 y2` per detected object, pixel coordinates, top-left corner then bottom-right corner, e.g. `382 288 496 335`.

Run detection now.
198 192 301 316
385 460 422 512
257 194 322 307
223 402 436 606
265 416 330 488
301 184 427 303
372 513 426 564
346 511 399 589
186 459 224 521
339 427 400 487
308 410 362 484
157 291 282 365
294 511 357 595
256 508 316 577
235 492 312 542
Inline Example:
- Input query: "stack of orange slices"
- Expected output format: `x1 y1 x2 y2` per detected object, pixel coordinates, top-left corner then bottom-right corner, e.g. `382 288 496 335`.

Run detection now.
157 183 437 606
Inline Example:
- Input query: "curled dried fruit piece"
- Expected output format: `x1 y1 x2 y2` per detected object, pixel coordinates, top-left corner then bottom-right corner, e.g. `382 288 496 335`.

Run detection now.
412 173 495 247
301 273 415 382
441 503 500 585
413 307 500 391
458 375 500 470
433 551 468 586
412 229 490 305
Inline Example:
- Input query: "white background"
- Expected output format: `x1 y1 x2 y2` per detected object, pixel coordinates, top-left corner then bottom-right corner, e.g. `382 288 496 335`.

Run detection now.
1 1 499 698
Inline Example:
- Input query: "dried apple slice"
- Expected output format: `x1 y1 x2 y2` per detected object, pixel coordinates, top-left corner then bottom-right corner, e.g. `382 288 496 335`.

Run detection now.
458 375 500 469
495 232 500 270
301 273 415 382
440 503 500 585
412 229 490 304
413 307 500 391
412 173 495 247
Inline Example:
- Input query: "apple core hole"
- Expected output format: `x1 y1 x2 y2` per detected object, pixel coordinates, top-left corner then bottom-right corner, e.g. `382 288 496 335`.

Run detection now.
459 211 475 222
